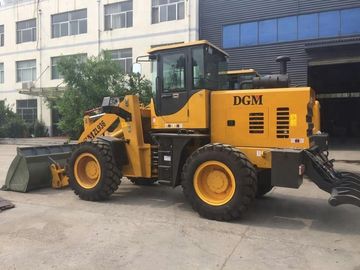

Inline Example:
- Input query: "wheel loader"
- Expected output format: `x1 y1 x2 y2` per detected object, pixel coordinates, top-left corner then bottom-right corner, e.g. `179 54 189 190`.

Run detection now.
4 40 360 221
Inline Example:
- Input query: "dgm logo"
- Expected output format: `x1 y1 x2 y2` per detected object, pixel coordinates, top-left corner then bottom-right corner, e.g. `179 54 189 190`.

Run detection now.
233 95 263 106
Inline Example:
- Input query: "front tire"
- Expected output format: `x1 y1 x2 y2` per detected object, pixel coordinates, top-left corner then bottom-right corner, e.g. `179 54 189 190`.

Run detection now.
181 144 257 221
67 140 122 201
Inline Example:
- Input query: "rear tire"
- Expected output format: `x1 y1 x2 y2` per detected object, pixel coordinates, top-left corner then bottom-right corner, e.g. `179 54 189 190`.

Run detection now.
181 144 257 221
256 169 273 197
67 139 122 201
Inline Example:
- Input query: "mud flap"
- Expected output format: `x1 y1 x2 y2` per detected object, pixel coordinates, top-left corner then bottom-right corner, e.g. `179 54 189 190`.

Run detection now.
304 149 360 207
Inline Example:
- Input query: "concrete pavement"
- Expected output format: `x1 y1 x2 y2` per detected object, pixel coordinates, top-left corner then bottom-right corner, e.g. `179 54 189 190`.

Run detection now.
0 144 359 270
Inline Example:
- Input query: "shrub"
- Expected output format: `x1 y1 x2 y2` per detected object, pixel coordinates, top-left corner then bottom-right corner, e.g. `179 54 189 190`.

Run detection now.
0 102 28 138
3 118 28 138
27 120 49 138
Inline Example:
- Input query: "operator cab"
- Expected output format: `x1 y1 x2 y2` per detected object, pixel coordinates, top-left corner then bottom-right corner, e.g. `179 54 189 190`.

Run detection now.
148 40 228 116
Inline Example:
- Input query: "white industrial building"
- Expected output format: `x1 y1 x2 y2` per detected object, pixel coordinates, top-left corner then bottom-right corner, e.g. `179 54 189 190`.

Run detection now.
0 0 199 135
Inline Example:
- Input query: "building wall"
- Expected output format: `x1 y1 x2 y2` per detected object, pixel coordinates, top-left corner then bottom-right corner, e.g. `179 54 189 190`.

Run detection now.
0 0 199 135
199 0 360 86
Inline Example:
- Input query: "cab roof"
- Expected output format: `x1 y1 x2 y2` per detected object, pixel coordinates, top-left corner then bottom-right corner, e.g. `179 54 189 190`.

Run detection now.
148 40 229 57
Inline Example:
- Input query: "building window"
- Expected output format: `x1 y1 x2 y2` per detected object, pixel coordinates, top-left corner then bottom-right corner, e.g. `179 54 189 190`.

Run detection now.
0 63 3 84
298 14 318 40
341 8 360 35
16 60 36 82
240 22 258 46
259 19 277 44
223 24 240 49
278 16 297 42
16 19 36 44
51 54 87 80
222 7 360 49
110 48 132 74
152 0 184 24
319 11 340 38
16 99 37 124
0 25 4 46
104 1 133 30
52 9 87 38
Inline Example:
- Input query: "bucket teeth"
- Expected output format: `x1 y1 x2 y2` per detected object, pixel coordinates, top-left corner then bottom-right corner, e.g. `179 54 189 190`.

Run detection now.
329 172 360 207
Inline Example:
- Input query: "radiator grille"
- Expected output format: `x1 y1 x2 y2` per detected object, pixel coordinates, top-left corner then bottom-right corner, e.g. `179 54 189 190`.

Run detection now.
249 112 264 134
276 107 290 138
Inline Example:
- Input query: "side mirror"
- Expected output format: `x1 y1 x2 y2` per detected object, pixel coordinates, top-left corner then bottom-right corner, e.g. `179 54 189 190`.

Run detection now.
132 63 142 74
149 54 158 60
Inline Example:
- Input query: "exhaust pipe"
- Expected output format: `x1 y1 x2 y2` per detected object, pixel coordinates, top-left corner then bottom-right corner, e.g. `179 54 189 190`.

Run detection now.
253 56 291 89
276 56 291 75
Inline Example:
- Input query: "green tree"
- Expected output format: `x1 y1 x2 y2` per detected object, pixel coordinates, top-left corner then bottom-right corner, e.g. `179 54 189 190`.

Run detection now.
56 53 152 138
116 72 153 105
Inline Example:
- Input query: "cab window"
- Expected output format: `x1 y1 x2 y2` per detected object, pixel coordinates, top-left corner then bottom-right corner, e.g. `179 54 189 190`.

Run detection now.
204 47 228 90
151 59 158 98
162 53 186 93
192 47 205 89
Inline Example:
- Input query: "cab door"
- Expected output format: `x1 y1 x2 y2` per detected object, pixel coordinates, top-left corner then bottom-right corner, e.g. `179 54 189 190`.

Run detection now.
157 50 189 120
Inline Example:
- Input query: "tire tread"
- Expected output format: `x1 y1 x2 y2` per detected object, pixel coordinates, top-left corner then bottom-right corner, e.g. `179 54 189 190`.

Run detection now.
67 139 122 201
181 143 257 221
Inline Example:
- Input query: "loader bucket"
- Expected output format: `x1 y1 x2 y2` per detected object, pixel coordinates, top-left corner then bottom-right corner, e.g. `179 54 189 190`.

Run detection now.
3 145 75 192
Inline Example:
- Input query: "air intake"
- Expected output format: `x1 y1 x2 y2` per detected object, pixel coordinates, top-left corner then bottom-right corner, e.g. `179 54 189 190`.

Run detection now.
249 112 264 134
276 107 290 138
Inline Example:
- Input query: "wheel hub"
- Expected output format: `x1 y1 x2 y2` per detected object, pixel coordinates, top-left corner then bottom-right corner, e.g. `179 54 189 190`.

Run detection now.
193 161 236 206
207 170 229 193
85 161 99 179
74 153 101 189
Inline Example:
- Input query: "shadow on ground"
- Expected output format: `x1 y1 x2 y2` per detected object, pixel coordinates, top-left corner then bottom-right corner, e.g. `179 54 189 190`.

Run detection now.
16 178 360 236
95 182 360 235
242 194 360 235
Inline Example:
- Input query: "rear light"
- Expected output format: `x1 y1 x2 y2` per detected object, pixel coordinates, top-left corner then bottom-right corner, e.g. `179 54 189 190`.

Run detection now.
299 164 305 176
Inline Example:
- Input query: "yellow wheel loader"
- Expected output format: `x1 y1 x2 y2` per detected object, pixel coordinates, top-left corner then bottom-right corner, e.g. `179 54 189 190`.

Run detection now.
4 40 360 221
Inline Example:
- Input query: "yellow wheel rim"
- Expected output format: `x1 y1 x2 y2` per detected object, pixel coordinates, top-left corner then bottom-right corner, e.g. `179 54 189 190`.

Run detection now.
193 161 236 206
74 153 101 189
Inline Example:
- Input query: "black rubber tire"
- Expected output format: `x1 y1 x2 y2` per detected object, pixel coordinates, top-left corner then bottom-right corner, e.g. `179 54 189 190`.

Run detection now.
181 143 257 221
67 139 122 201
256 169 273 197
129 178 158 186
